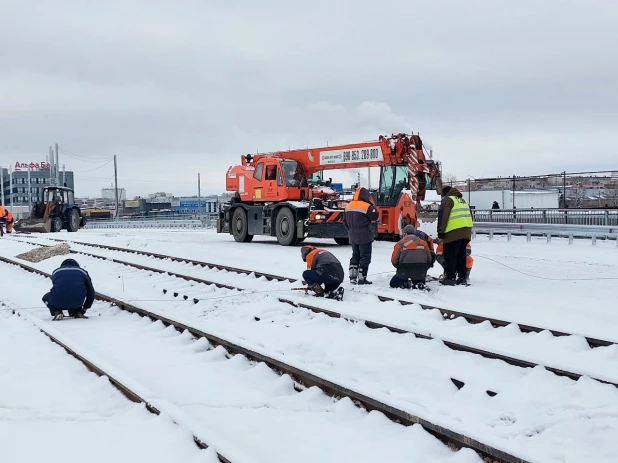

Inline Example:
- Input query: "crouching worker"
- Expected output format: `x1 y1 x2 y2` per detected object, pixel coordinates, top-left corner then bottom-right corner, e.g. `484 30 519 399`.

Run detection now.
300 245 345 300
42 259 95 320
435 239 473 283
390 225 433 289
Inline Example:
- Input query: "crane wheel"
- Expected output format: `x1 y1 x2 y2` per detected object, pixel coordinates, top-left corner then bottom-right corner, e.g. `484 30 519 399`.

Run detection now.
275 207 298 246
231 208 253 243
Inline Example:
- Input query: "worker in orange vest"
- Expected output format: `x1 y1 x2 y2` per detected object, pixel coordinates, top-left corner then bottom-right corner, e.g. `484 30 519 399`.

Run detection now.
300 245 345 300
435 239 473 284
4 209 14 234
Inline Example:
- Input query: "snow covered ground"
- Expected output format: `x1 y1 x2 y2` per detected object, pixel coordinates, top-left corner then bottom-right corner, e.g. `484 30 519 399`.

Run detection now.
33 226 618 340
0 264 483 463
1 228 616 462
0 311 215 463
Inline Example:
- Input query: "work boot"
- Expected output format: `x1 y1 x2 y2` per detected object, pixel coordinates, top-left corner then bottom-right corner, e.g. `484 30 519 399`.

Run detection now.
402 279 412 289
52 311 64 321
456 278 470 286
440 278 457 286
412 281 426 290
357 267 372 285
325 288 344 301
349 265 359 284
308 283 325 297
73 311 87 319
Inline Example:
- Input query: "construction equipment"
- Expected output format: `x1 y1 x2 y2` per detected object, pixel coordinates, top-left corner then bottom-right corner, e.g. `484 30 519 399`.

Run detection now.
14 186 86 233
217 133 442 246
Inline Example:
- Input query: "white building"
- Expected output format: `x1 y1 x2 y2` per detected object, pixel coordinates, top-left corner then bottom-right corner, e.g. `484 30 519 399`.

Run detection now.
101 188 126 201
466 189 560 209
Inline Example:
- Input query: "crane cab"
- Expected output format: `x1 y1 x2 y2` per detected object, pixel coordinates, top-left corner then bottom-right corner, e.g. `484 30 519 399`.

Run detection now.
225 157 309 203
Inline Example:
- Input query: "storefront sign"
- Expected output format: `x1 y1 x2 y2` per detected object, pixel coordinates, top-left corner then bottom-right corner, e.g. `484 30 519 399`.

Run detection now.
14 161 51 171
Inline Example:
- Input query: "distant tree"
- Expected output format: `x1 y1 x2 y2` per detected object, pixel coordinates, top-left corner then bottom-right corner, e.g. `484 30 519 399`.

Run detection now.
443 173 458 186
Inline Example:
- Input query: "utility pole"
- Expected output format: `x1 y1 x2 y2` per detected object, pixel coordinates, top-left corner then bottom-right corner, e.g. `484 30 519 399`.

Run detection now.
48 146 54 185
114 155 119 219
197 173 202 220
9 166 13 213
0 166 4 207
27 166 32 215
562 171 567 208
62 164 66 187
367 167 371 190
468 178 471 204
55 143 60 185
512 175 516 209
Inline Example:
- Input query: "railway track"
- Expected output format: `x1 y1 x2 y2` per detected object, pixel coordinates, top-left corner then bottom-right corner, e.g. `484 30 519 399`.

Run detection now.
0 254 533 463
3 301 235 463
5 238 618 388
20 235 614 349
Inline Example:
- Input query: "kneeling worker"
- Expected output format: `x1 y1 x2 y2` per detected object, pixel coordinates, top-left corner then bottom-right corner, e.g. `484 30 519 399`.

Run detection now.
43 259 95 320
435 239 473 283
300 245 345 300
390 224 434 289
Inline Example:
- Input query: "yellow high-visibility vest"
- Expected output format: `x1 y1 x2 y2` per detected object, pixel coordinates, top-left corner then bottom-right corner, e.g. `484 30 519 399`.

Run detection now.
444 196 473 233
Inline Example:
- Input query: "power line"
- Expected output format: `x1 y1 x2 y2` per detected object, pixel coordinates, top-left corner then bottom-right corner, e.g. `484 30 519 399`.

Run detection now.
58 146 112 163
71 159 114 173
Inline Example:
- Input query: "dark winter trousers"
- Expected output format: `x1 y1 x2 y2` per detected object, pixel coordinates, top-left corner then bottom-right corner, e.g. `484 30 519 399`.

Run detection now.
42 292 84 317
302 270 342 292
443 239 470 281
390 263 431 288
350 243 372 268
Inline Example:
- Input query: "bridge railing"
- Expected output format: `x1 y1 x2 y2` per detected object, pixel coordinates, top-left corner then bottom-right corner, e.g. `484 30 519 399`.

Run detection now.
472 208 618 226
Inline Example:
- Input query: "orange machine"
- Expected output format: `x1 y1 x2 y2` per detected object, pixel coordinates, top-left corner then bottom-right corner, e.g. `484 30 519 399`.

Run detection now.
217 133 442 246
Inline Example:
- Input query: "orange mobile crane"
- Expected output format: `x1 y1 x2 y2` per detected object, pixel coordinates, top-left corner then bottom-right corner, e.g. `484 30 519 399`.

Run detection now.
217 132 442 246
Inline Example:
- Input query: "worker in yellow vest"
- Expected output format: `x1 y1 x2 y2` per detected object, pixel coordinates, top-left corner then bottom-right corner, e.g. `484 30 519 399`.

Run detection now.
437 186 473 285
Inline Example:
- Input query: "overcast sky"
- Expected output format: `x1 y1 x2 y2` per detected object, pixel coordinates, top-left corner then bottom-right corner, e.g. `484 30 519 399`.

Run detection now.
1 0 617 198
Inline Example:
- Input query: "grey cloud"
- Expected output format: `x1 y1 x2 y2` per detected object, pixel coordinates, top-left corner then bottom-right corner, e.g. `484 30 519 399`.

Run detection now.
1 0 617 198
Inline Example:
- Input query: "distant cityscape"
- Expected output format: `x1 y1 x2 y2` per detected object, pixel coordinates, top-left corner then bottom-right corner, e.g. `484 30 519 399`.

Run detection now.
2 163 617 220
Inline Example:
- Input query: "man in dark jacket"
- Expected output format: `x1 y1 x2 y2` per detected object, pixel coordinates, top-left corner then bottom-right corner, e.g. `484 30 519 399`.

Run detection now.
300 246 345 300
343 187 379 285
437 186 473 285
390 224 434 289
42 259 95 320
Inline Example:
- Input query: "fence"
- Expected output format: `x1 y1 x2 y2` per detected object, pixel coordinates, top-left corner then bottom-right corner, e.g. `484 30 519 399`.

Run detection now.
84 214 218 230
472 208 618 226
446 170 618 209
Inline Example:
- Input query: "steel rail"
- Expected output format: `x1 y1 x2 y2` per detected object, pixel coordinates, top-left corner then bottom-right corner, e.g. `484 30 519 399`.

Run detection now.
6 240 612 384
12 236 615 349
41 236 293 281
0 255 531 463
4 303 230 462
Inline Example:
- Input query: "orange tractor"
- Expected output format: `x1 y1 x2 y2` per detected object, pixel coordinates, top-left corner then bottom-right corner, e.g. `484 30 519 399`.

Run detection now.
217 133 442 246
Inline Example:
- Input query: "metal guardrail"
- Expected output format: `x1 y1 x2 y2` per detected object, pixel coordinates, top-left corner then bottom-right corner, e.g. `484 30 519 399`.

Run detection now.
472 208 618 226
474 222 618 244
84 218 217 230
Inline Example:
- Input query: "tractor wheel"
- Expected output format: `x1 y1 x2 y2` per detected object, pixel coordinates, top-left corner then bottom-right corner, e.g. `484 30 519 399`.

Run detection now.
231 208 253 243
334 237 350 245
51 217 63 233
275 207 299 246
67 209 80 232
